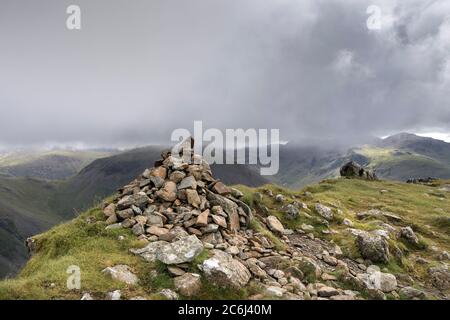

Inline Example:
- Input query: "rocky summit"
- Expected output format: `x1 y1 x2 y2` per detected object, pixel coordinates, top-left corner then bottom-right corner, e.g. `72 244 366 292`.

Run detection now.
4 139 449 301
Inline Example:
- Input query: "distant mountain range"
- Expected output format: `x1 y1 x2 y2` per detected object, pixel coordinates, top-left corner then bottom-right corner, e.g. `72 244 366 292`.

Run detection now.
0 132 450 277
0 149 117 180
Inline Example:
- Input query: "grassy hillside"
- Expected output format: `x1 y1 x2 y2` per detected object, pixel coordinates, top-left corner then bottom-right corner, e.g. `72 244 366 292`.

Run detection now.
1 178 448 299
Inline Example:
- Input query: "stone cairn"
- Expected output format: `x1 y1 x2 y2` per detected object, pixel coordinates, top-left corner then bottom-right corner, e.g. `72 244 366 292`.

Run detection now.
103 137 253 244
101 138 287 293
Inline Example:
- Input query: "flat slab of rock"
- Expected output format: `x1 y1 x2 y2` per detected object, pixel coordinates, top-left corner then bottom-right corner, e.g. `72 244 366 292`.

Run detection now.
130 241 169 262
102 265 138 285
156 235 204 265
201 249 251 289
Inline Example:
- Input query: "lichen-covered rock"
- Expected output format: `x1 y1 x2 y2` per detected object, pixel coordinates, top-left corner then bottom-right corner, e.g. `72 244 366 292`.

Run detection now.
400 227 419 245
156 235 204 265
356 232 390 263
428 266 450 290
315 203 333 221
201 249 251 289
130 241 169 262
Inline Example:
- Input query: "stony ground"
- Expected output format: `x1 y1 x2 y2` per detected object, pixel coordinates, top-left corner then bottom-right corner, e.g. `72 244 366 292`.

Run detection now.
0 149 448 300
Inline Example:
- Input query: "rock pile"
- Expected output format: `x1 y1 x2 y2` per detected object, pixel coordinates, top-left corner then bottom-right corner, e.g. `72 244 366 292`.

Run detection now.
103 141 253 245
340 161 377 181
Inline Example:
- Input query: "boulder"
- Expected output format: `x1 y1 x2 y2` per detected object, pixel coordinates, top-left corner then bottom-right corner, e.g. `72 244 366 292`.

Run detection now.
400 227 419 245
284 204 299 220
266 216 285 234
357 266 397 293
428 266 450 290
106 290 121 300
315 203 333 221
130 241 169 262
103 203 116 217
156 235 204 265
317 286 339 297
340 161 377 180
211 181 231 196
186 189 201 208
201 249 251 289
356 232 390 263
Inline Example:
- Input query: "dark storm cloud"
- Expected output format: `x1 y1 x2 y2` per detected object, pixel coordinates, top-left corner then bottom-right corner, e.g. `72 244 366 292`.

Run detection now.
0 0 449 149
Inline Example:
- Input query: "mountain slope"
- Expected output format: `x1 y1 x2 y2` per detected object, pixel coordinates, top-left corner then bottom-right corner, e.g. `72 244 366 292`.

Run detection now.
273 134 450 188
0 178 448 300
0 177 64 278
0 150 117 180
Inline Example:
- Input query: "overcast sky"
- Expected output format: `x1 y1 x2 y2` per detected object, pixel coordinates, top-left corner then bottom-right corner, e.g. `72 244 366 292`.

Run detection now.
0 0 449 149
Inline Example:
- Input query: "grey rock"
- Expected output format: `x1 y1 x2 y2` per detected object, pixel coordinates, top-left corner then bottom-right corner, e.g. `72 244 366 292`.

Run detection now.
266 216 285 234
159 289 179 300
178 176 197 190
400 227 419 245
284 204 299 219
130 241 169 262
356 232 390 263
156 235 204 265
102 265 139 285
202 249 251 289
399 286 427 300
315 203 333 221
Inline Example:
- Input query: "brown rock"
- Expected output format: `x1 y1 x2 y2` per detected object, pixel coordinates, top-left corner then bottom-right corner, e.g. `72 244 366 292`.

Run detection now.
229 211 240 232
211 215 227 228
188 227 203 237
156 181 177 202
103 203 116 217
105 213 118 225
186 189 201 208
147 226 169 237
168 266 186 277
196 209 210 227
151 166 167 180
211 181 231 195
